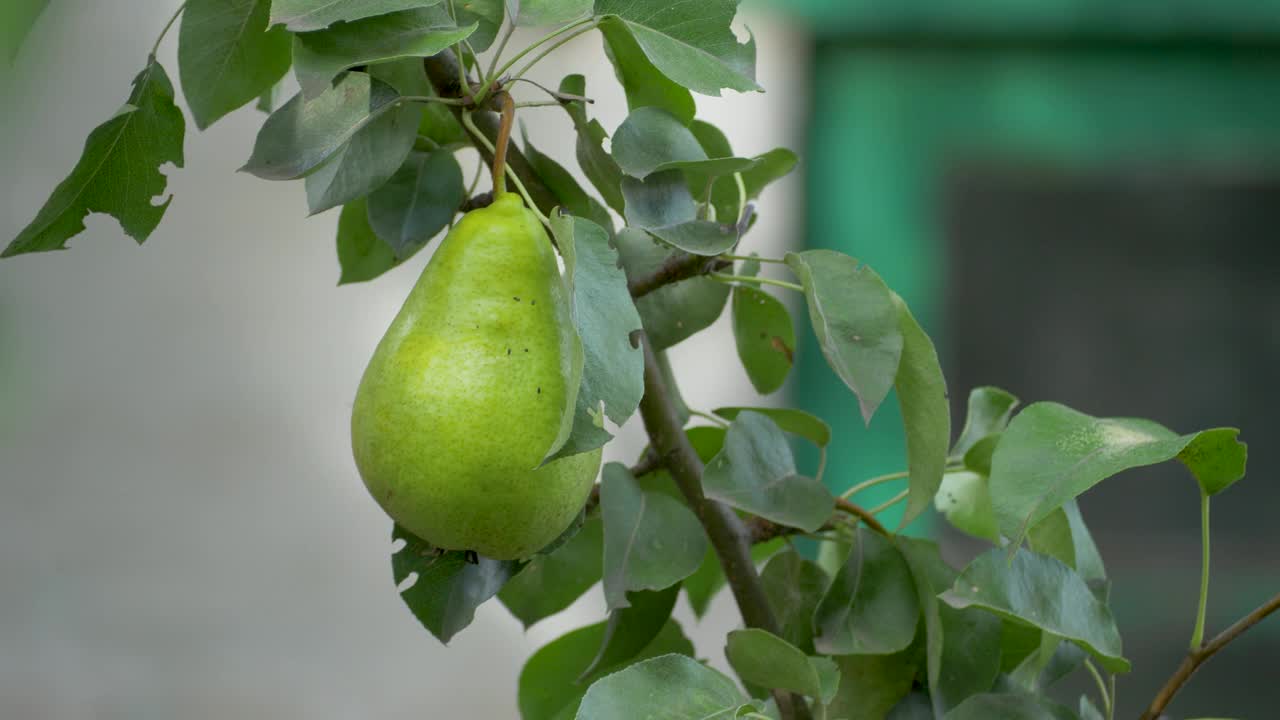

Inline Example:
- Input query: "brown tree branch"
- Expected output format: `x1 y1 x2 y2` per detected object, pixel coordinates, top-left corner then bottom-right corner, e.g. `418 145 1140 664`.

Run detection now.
1140 590 1280 720
628 252 731 299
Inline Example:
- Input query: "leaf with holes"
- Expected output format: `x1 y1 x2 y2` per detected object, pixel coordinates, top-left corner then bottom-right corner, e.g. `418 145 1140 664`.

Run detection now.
390 524 522 644
178 0 293 129
5 60 185 258
600 463 707 610
786 250 903 424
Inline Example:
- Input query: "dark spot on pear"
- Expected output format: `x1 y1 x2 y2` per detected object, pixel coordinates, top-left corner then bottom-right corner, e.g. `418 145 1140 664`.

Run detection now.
513 296 520 302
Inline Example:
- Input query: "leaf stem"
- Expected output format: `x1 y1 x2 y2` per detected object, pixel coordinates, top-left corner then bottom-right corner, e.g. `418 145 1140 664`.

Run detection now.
460 109 549 227
720 253 786 265
512 100 565 108
689 409 729 428
150 0 188 58
1083 659 1112 719
1191 489 1211 649
833 497 890 536
839 470 909 500
475 17 596 102
486 21 517 78
710 273 804 293
734 172 747 219
867 489 909 515
508 22 601 83
505 76 594 103
400 95 470 106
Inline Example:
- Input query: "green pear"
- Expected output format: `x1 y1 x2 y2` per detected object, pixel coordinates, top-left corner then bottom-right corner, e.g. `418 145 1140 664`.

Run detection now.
351 192 600 560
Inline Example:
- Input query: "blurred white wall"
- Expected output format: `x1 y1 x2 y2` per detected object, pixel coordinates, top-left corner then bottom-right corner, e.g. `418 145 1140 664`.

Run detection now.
0 2 808 718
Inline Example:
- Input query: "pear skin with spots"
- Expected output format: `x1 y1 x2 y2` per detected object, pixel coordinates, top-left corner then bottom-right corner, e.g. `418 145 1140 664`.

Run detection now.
351 193 599 560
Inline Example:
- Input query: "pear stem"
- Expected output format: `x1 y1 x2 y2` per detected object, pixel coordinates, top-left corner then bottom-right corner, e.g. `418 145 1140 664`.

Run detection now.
491 92 514 197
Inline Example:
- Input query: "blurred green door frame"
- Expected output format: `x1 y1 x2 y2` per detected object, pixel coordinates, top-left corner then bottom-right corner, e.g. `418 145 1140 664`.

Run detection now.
783 0 1280 526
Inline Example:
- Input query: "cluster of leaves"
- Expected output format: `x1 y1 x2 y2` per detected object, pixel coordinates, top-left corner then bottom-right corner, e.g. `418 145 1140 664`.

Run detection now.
5 2 1259 720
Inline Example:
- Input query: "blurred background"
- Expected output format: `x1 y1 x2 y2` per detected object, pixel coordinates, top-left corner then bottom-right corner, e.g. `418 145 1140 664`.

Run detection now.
1 1 1277 718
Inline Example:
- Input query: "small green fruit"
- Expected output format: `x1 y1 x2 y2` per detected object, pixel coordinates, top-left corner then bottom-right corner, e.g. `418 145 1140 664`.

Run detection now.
351 193 600 560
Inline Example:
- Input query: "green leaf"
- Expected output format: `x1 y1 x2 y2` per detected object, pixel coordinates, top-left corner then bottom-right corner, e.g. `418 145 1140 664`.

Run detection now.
576 654 745 720
178 0 292 130
786 250 903 424
612 107 707 177
520 620 695 720
455 0 504 50
303 92 422 215
731 283 795 394
592 0 760 96
940 548 1129 673
600 463 707 610
813 527 920 655
944 693 1076 720
934 471 1000 543
558 75 625 214
899 538 1002 715
336 197 398 283
498 513 603 628
684 537 782 619
615 227 730 350
243 72 402 181
390 523 521 644
963 434 999 476
600 21 695 125
703 411 834 532
523 126 613 233
365 148 462 258
292 7 476 98
892 293 950 528
269 0 444 31
726 629 835 703
827 652 920 720
621 171 739 256
759 551 827 653
548 215 645 459
581 585 680 681
514 0 591 25
713 407 831 449
4 60 185 258
2 0 48 62
708 147 798 226
953 387 1019 455
989 402 1248 544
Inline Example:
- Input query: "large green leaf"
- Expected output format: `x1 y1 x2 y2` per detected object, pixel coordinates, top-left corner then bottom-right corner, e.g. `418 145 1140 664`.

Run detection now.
703 411 834 533
302 95 421 214
759 550 828 653
4 60 185 258
522 126 613 233
600 463 707 610
944 693 1076 720
940 548 1129 673
513 0 591 26
899 538 1002 715
336 197 398 283
726 629 838 704
1026 500 1106 583
893 293 951 527
519 620 695 720
600 21 695 125
615 228 730 350
178 0 292 130
953 387 1019 455
269 0 443 31
612 107 708 177
498 513 603 628
548 215 645 459
292 7 475 98
242 72 403 181
390 524 522 644
576 654 745 720
558 75 625 213
827 652 920 720
365 148 463 258
621 172 740 256
592 0 760 96
731 282 795 394
813 527 920 655
989 402 1247 543
786 250 903 424
581 585 680 680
